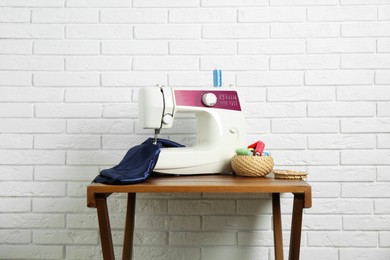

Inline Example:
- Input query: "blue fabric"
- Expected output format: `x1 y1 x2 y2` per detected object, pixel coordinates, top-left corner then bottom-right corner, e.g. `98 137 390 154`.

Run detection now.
93 138 184 185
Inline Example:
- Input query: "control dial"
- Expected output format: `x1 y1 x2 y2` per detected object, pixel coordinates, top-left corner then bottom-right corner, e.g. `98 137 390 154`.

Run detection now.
202 93 217 107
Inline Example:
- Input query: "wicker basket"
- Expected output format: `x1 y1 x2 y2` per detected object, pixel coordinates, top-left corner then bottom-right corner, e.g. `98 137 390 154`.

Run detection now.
231 155 274 177
273 170 308 180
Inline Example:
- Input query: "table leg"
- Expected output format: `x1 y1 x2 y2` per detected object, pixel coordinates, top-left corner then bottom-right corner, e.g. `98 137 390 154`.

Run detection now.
122 193 136 260
95 193 115 260
272 193 284 260
288 193 304 260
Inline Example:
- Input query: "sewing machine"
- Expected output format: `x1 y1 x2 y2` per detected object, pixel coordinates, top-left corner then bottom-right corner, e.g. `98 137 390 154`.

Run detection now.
138 86 246 174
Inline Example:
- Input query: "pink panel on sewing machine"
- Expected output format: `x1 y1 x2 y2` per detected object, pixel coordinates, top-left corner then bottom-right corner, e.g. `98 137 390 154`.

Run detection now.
174 90 242 111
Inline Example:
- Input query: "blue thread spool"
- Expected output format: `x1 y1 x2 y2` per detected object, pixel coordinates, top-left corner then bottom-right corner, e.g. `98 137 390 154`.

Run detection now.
213 69 222 87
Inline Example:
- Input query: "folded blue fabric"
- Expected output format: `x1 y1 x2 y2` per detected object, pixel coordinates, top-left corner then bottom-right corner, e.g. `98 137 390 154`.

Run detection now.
93 138 184 185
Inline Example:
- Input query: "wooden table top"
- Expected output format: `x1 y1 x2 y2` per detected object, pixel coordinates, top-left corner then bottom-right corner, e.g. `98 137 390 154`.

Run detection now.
87 174 311 208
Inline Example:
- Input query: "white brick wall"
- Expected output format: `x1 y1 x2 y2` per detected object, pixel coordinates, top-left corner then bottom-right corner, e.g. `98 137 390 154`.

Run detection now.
1 1 390 259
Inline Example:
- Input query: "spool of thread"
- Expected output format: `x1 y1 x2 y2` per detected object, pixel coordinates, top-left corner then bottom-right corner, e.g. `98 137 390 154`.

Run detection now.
235 148 252 156
254 141 265 156
213 69 222 87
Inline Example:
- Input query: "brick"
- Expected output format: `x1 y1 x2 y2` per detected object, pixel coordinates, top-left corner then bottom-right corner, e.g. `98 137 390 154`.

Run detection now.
245 103 306 118
34 166 98 181
342 22 390 37
343 183 390 198
202 247 268 260
375 200 390 214
0 24 64 39
170 231 236 245
170 8 236 23
202 0 268 6
33 198 87 213
379 6 390 20
170 40 236 55
0 198 31 212
308 102 375 117
136 215 201 230
65 88 132 102
0 150 65 165
303 215 342 230
272 150 339 165
0 166 33 181
0 87 63 102
239 39 305 54
308 231 377 247
0 40 32 54
307 38 375 54
102 135 146 149
0 245 63 259
66 24 133 39
32 8 98 23
35 104 102 118
376 71 390 84
380 232 390 247
377 167 390 181
268 87 334 101
66 0 131 7
134 25 201 39
246 119 271 134
34 40 99 55
133 0 199 7
300 248 339 260
342 54 390 69
0 0 64 6
134 247 200 260
34 72 99 86
338 86 390 101
101 8 167 23
340 249 390 260
0 230 31 244
272 119 339 133
169 200 235 214
341 118 390 133
0 213 65 228
308 134 376 149
271 55 339 70
0 134 33 149
0 71 32 86
341 0 390 4
0 8 30 22
66 56 131 71
378 103 390 117
0 56 63 71
102 40 168 55
33 230 97 244
312 183 340 198
237 71 304 86
305 70 374 85
133 56 199 71
259 134 306 149
201 56 268 70
341 150 390 165
203 24 269 39
103 104 138 118
308 6 376 21
65 246 102 260
203 216 271 230
66 150 126 165
239 7 305 22
271 0 338 5
67 119 133 134
271 23 339 38
378 134 390 148
310 199 373 214
0 103 32 117
378 39 390 53
102 72 167 86
34 134 100 149
0 119 65 133
307 166 376 182
133 230 168 245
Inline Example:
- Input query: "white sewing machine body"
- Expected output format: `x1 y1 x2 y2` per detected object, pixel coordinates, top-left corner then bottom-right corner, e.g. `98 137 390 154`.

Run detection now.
138 86 246 175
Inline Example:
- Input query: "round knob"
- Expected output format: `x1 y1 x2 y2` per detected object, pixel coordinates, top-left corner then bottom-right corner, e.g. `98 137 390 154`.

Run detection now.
202 93 217 107
162 114 173 124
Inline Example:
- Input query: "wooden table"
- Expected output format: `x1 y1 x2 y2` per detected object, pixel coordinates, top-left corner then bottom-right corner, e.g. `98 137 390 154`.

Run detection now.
87 174 311 260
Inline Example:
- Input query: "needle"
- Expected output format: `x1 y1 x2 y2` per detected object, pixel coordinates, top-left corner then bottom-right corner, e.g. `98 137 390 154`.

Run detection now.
153 129 160 145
